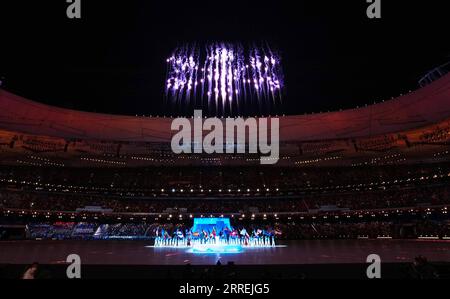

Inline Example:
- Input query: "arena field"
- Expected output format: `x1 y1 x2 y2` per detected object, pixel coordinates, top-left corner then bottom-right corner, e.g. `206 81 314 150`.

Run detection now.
1 239 450 266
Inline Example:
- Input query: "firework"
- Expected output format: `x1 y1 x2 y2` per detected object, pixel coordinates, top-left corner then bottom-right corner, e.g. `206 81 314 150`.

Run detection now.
165 43 284 116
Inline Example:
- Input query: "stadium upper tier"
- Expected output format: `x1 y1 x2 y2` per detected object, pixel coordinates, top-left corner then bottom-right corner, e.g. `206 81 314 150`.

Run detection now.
1 73 450 143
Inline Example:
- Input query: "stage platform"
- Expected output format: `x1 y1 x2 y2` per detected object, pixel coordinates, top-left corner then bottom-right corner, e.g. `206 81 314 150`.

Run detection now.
1 239 450 266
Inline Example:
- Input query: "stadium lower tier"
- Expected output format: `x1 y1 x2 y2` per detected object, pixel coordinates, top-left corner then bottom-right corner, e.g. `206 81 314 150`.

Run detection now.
1 218 450 241
1 163 450 242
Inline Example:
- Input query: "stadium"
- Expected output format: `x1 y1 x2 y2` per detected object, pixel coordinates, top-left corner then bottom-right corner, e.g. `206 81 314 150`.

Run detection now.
1 0 449 284
1 64 450 279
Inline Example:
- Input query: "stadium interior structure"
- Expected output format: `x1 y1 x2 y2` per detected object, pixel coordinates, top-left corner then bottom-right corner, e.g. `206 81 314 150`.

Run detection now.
1 72 450 279
1 73 450 235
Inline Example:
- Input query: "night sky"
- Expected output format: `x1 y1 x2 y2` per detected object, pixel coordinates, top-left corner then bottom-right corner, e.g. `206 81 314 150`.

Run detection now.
1 0 448 116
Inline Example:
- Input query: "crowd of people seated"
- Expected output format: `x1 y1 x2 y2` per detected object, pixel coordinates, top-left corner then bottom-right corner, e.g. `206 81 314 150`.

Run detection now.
1 164 449 243
420 124 450 143
0 219 447 241
415 220 450 237
0 164 449 197
19 222 279 242
1 183 449 214
276 222 395 239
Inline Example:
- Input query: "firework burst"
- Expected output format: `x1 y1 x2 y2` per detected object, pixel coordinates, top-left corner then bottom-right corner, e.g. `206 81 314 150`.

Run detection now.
165 43 284 117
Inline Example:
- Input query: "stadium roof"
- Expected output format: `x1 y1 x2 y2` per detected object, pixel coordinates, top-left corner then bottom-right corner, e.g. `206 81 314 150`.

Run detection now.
1 73 450 143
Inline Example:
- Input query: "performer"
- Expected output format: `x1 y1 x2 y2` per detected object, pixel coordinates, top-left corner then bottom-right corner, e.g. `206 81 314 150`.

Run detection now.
211 227 217 243
153 221 276 248
223 226 230 244
202 229 208 244
240 227 249 246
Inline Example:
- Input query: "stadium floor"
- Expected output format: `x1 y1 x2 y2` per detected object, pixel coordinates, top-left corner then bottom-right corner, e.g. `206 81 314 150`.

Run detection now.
1 239 450 266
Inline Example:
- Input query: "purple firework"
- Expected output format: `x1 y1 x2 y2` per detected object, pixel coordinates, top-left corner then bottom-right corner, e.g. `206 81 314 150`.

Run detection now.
165 43 284 116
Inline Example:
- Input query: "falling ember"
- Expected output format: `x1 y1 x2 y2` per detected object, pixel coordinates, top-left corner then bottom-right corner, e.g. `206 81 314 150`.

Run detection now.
164 43 284 117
